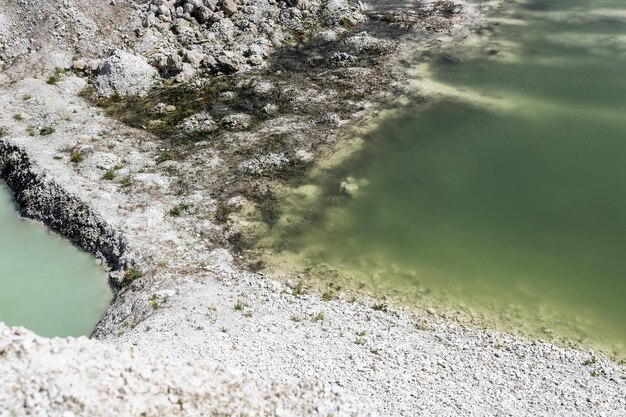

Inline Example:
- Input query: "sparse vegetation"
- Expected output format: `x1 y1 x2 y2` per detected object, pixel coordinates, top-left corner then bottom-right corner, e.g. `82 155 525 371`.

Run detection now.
12 113 23 121
0 127 6 137
46 75 58 85
120 175 132 187
290 315 303 322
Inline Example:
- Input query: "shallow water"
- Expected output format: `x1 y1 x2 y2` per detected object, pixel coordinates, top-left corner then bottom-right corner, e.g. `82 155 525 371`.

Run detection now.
268 0 626 353
0 183 110 337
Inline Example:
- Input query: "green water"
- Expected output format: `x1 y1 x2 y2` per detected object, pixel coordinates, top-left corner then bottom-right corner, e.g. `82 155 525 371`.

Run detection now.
0 183 110 337
271 0 626 353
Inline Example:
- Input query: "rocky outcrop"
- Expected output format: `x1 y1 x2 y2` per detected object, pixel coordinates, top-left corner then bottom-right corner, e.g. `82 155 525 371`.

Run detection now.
0 142 127 275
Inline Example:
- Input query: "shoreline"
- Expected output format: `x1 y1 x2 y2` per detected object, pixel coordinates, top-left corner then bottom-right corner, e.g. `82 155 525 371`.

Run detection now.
1 0 625 415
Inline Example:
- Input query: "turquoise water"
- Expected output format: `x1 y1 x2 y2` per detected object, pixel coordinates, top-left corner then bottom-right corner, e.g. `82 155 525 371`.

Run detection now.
269 0 626 353
0 183 110 337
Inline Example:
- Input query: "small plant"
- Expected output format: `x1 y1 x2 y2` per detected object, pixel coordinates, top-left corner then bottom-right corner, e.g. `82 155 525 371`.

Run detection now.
110 91 122 102
70 150 83 164
372 303 388 312
414 319 429 331
149 294 167 310
321 290 336 302
102 170 116 180
590 370 599 377
22 94 32 101
233 300 247 311
292 281 306 296
123 266 142 283
46 67 65 85
39 126 55 136
354 337 366 345
290 315 303 322
157 151 175 163
13 114 23 121
357 330 366 337
120 176 132 187
243 311 253 318
0 127 6 138
168 203 190 217
27 126 36 136
164 165 178 176
583 356 597 366
219 326 228 333
312 312 325 322
53 155 63 160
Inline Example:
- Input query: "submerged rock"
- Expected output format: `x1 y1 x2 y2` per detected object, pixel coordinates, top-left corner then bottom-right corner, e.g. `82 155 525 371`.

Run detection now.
339 176 369 197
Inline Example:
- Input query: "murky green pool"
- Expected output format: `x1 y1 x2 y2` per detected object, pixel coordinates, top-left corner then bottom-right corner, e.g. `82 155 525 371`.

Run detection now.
266 0 626 354
0 183 110 337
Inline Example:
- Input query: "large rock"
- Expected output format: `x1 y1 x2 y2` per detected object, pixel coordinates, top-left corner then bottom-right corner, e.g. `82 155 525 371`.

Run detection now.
94 50 158 97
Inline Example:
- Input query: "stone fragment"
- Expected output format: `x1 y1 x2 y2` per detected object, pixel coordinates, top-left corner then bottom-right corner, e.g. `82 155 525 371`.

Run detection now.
222 0 237 16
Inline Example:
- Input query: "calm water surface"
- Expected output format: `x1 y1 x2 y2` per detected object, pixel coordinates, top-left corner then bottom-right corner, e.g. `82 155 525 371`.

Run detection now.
0 183 110 337
270 0 626 353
